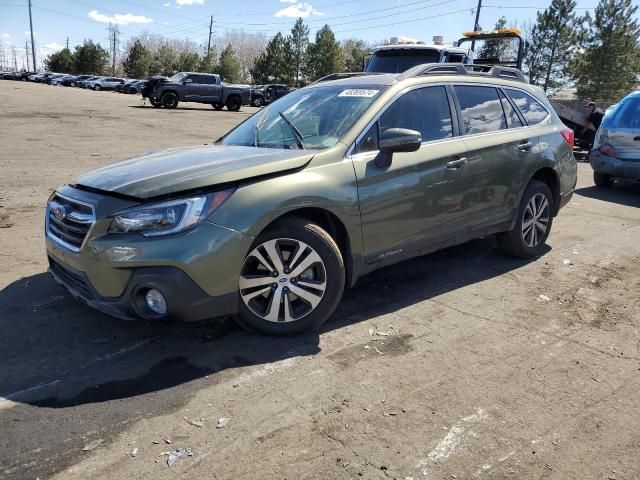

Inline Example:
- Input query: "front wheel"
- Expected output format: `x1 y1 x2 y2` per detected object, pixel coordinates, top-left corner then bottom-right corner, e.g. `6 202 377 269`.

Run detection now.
150 98 162 108
236 219 345 335
252 97 263 107
594 171 613 188
226 96 241 112
497 180 554 259
94 85 101 91
212 103 224 110
162 92 179 109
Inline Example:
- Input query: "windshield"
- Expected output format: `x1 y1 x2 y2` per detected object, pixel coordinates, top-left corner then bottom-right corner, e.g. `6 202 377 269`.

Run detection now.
366 48 442 73
169 72 188 83
220 84 385 150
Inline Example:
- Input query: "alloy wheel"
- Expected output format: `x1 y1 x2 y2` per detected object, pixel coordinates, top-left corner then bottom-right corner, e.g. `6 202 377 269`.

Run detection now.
521 193 550 248
239 238 327 323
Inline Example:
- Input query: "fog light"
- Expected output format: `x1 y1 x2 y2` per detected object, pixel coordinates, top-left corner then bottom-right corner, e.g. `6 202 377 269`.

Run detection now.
145 289 167 315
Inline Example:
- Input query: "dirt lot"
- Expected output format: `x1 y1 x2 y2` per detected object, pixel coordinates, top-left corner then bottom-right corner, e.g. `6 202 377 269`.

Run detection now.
1 80 640 480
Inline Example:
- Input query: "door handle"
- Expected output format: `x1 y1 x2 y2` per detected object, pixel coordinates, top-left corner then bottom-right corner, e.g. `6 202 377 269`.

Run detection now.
445 158 467 170
518 140 533 151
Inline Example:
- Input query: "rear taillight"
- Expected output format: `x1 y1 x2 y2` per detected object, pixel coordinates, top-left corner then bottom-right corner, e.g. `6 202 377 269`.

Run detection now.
560 128 574 149
598 143 618 158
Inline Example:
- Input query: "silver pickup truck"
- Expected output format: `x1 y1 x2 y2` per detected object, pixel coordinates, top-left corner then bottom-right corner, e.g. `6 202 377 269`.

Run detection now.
142 72 251 111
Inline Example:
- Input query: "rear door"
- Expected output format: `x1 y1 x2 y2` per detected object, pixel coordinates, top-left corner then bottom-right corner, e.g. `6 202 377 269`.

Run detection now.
352 85 472 261
454 84 540 225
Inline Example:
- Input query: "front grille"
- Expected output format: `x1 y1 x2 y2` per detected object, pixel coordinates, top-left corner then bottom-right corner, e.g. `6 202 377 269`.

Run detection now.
46 193 95 252
49 257 94 300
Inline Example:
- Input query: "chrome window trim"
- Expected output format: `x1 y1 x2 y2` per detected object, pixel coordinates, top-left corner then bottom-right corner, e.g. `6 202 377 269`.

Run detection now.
46 192 96 253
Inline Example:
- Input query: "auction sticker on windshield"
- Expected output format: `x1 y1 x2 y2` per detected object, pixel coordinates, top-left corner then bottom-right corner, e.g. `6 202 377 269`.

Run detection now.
338 89 380 97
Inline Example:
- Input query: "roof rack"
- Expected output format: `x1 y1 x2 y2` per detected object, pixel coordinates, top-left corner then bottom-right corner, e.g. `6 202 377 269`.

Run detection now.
398 63 526 83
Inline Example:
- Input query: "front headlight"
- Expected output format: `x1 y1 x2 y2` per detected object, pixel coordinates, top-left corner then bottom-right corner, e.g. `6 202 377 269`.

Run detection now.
108 189 234 237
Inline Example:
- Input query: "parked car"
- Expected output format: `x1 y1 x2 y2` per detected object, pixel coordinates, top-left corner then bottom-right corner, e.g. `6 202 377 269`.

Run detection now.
1 71 20 80
35 73 57 83
87 77 125 90
116 79 140 93
45 74 66 85
124 80 145 94
142 72 251 111
81 76 103 88
250 84 291 107
589 91 640 187
45 64 576 335
51 74 75 86
71 75 93 87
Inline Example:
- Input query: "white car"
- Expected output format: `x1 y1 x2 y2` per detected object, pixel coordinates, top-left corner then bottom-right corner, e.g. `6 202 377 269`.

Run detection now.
87 77 125 91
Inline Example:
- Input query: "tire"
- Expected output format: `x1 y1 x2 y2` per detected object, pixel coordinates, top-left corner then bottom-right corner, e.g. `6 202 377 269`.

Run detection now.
236 218 345 335
594 171 613 188
497 180 554 259
94 85 100 91
252 97 263 107
150 98 162 108
212 103 224 110
226 95 241 112
162 92 179 109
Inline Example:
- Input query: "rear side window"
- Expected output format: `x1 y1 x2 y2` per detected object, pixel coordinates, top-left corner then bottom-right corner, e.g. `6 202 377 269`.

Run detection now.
505 89 548 125
200 75 217 85
499 90 524 128
455 86 507 134
379 86 453 143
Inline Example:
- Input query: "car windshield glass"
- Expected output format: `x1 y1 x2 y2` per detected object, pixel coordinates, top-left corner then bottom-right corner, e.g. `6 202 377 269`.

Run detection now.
366 49 441 73
169 72 188 83
608 96 640 129
220 84 386 150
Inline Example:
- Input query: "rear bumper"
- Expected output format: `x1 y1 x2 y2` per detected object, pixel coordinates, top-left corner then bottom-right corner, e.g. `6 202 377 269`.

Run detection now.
49 256 238 322
589 150 640 180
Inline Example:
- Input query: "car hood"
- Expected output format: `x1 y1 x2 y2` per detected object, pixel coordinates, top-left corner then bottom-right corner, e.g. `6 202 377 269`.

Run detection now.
73 145 314 199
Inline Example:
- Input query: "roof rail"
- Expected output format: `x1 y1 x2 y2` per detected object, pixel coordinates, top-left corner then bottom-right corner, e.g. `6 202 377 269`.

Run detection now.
312 71 385 83
398 62 526 82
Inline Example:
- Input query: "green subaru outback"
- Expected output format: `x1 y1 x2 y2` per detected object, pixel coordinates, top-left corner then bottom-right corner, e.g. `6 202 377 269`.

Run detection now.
46 64 577 335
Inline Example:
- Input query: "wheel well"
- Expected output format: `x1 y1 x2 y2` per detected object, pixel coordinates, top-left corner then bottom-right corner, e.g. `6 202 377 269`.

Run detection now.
268 208 353 288
227 94 241 102
531 168 560 215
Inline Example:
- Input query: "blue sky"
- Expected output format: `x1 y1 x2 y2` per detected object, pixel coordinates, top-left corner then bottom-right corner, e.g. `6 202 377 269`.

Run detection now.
0 0 630 70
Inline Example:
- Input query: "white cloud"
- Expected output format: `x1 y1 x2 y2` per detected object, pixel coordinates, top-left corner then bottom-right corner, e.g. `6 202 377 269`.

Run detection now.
280 0 297 3
44 42 63 50
25 31 36 36
88 10 153 25
274 2 324 18
162 2 170 6
2 33 11 39
175 0 203 5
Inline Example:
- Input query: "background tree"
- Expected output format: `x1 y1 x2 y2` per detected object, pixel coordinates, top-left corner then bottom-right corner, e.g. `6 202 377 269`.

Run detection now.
198 47 218 73
290 18 309 86
73 40 109 74
44 48 75 73
304 25 343 81
217 44 241 83
477 17 510 61
571 0 640 101
341 38 368 72
122 40 152 78
151 42 178 76
176 50 200 72
218 30 268 82
525 0 585 91
250 32 294 84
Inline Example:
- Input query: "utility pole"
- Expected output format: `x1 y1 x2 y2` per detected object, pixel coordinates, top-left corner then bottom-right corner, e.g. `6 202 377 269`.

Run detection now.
207 15 213 58
471 0 482 52
12 46 18 71
108 23 119 75
25 40 29 70
28 0 36 71
66 37 69 50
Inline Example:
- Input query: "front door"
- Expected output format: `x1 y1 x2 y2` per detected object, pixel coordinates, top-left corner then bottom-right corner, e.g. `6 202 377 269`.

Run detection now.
352 85 472 262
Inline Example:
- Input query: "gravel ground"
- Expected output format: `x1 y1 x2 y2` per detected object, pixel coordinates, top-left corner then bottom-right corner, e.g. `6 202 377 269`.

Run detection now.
1 80 639 480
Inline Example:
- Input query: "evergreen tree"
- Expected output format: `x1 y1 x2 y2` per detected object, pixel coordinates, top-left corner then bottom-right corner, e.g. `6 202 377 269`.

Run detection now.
73 40 109 75
151 42 178 76
176 50 200 72
218 44 241 83
198 47 217 73
122 40 152 78
44 48 75 73
341 38 368 72
250 32 294 84
290 18 309 86
477 17 509 61
572 0 640 101
304 25 343 81
525 0 585 91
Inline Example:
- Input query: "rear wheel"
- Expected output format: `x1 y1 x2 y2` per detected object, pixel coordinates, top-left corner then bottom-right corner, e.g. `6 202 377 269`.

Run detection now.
594 171 613 188
236 219 345 335
226 95 241 112
162 92 179 109
94 85 101 91
498 180 554 259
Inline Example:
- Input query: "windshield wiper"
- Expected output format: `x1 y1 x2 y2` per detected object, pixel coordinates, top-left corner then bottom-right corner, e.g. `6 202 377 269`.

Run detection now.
278 111 305 150
254 108 270 147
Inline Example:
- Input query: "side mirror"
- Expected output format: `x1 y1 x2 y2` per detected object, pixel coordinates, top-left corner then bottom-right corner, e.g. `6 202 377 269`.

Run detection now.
375 128 422 168
184 78 192 84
